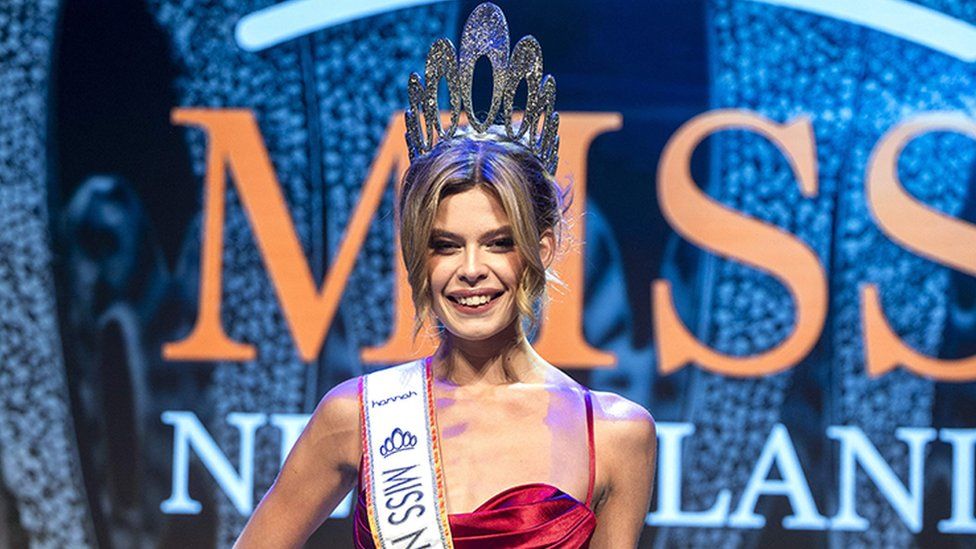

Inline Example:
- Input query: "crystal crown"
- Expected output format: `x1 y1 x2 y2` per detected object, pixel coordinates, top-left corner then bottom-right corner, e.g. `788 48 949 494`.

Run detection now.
405 2 560 175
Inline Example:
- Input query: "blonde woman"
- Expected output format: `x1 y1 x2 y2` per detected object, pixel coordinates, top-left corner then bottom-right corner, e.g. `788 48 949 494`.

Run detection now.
235 4 655 548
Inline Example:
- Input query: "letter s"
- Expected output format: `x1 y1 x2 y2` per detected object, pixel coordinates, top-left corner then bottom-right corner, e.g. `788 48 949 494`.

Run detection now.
389 503 425 525
386 489 423 510
862 113 976 381
653 110 826 377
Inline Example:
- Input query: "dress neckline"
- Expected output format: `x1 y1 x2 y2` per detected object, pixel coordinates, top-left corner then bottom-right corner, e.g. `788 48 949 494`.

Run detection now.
449 482 596 518
422 357 597 516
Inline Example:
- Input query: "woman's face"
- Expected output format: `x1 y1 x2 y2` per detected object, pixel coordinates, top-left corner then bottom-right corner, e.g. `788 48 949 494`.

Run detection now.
427 186 524 342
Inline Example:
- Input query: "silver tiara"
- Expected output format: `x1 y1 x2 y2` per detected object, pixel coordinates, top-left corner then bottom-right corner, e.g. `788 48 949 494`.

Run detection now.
404 2 560 175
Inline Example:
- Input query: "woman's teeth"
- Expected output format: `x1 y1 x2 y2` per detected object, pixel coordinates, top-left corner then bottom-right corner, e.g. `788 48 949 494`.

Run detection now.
457 294 492 306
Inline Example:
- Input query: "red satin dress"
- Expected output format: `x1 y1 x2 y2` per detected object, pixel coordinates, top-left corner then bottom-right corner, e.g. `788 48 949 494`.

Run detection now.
354 389 597 548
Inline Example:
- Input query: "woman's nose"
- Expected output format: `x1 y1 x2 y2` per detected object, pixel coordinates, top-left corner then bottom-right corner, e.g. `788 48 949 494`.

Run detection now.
458 247 489 284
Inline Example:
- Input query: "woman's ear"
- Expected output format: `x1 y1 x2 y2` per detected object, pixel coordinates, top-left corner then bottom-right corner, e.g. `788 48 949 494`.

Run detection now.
539 229 556 267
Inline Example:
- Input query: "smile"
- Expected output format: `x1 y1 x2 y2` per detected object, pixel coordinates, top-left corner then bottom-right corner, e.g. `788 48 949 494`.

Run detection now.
447 291 504 312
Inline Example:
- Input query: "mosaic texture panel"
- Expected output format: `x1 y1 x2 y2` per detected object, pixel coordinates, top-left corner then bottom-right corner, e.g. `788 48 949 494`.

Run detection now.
0 0 96 546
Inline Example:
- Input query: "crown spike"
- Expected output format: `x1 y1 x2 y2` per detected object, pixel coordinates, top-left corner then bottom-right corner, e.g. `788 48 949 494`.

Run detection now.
458 3 510 132
423 38 462 139
535 75 557 145
405 73 429 158
502 36 544 141
404 108 422 159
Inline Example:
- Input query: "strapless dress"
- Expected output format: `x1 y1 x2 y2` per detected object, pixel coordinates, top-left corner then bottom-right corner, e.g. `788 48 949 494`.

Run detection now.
353 482 596 548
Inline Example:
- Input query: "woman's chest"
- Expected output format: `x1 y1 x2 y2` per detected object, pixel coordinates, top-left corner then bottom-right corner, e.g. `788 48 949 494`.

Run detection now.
432 394 590 513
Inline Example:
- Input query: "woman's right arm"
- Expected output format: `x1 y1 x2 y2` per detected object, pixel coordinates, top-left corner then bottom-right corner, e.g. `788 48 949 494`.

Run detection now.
234 377 362 548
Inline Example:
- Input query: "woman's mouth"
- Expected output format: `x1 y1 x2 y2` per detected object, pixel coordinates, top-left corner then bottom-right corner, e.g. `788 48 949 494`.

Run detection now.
447 291 504 313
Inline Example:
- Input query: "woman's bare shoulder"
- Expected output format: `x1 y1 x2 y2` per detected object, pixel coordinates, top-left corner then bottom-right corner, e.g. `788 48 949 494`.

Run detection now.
589 390 656 450
302 377 362 467
584 391 656 541
310 376 359 423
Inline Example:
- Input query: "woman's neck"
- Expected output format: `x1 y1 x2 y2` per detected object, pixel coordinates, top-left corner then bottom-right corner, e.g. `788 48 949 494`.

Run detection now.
434 325 546 387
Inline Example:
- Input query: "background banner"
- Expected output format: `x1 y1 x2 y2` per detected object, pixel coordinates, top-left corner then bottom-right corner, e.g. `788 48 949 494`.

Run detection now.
0 0 974 547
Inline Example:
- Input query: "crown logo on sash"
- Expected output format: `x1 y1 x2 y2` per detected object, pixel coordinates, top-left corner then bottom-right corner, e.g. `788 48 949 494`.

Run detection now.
380 427 418 457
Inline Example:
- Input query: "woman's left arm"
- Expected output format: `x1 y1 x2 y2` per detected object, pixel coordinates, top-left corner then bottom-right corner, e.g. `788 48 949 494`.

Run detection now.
589 394 657 548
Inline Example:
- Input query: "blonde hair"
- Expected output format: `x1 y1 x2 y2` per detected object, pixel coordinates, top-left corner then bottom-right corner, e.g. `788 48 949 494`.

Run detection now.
398 128 566 336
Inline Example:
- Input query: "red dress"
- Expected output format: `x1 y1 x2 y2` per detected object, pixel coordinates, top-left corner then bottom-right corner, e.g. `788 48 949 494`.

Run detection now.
354 389 598 548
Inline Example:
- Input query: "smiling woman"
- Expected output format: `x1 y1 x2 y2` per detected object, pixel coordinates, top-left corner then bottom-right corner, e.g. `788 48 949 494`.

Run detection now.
233 4 655 548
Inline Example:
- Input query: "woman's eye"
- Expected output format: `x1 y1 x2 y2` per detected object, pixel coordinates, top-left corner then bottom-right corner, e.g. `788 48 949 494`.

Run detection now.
489 238 515 250
430 240 459 252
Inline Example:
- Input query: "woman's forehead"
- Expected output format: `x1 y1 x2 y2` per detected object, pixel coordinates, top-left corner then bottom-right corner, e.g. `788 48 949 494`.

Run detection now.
433 186 511 230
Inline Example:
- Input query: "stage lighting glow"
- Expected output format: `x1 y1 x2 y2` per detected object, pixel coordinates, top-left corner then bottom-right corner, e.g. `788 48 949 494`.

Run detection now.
748 0 976 62
235 0 449 52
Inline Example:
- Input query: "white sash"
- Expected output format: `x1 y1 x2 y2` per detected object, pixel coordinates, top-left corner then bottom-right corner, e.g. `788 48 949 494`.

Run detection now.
360 358 453 549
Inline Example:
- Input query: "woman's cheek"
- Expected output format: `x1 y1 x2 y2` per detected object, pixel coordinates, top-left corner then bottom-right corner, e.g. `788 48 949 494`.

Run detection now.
427 259 450 292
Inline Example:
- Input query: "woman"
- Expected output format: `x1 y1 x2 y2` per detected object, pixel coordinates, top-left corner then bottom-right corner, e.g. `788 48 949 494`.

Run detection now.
235 4 655 547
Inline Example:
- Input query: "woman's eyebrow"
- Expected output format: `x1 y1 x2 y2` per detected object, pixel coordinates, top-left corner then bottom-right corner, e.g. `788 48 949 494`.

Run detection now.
481 226 514 239
430 229 459 240
430 226 513 240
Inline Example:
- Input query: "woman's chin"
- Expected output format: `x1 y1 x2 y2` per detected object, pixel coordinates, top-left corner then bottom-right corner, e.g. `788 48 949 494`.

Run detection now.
437 314 520 344
442 324 506 343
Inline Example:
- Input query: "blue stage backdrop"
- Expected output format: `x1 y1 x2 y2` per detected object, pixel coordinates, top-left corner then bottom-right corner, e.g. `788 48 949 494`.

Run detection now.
0 0 974 547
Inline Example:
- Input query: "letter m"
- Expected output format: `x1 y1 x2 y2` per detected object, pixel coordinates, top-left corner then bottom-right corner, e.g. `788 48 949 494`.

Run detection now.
163 109 405 362
382 464 421 494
